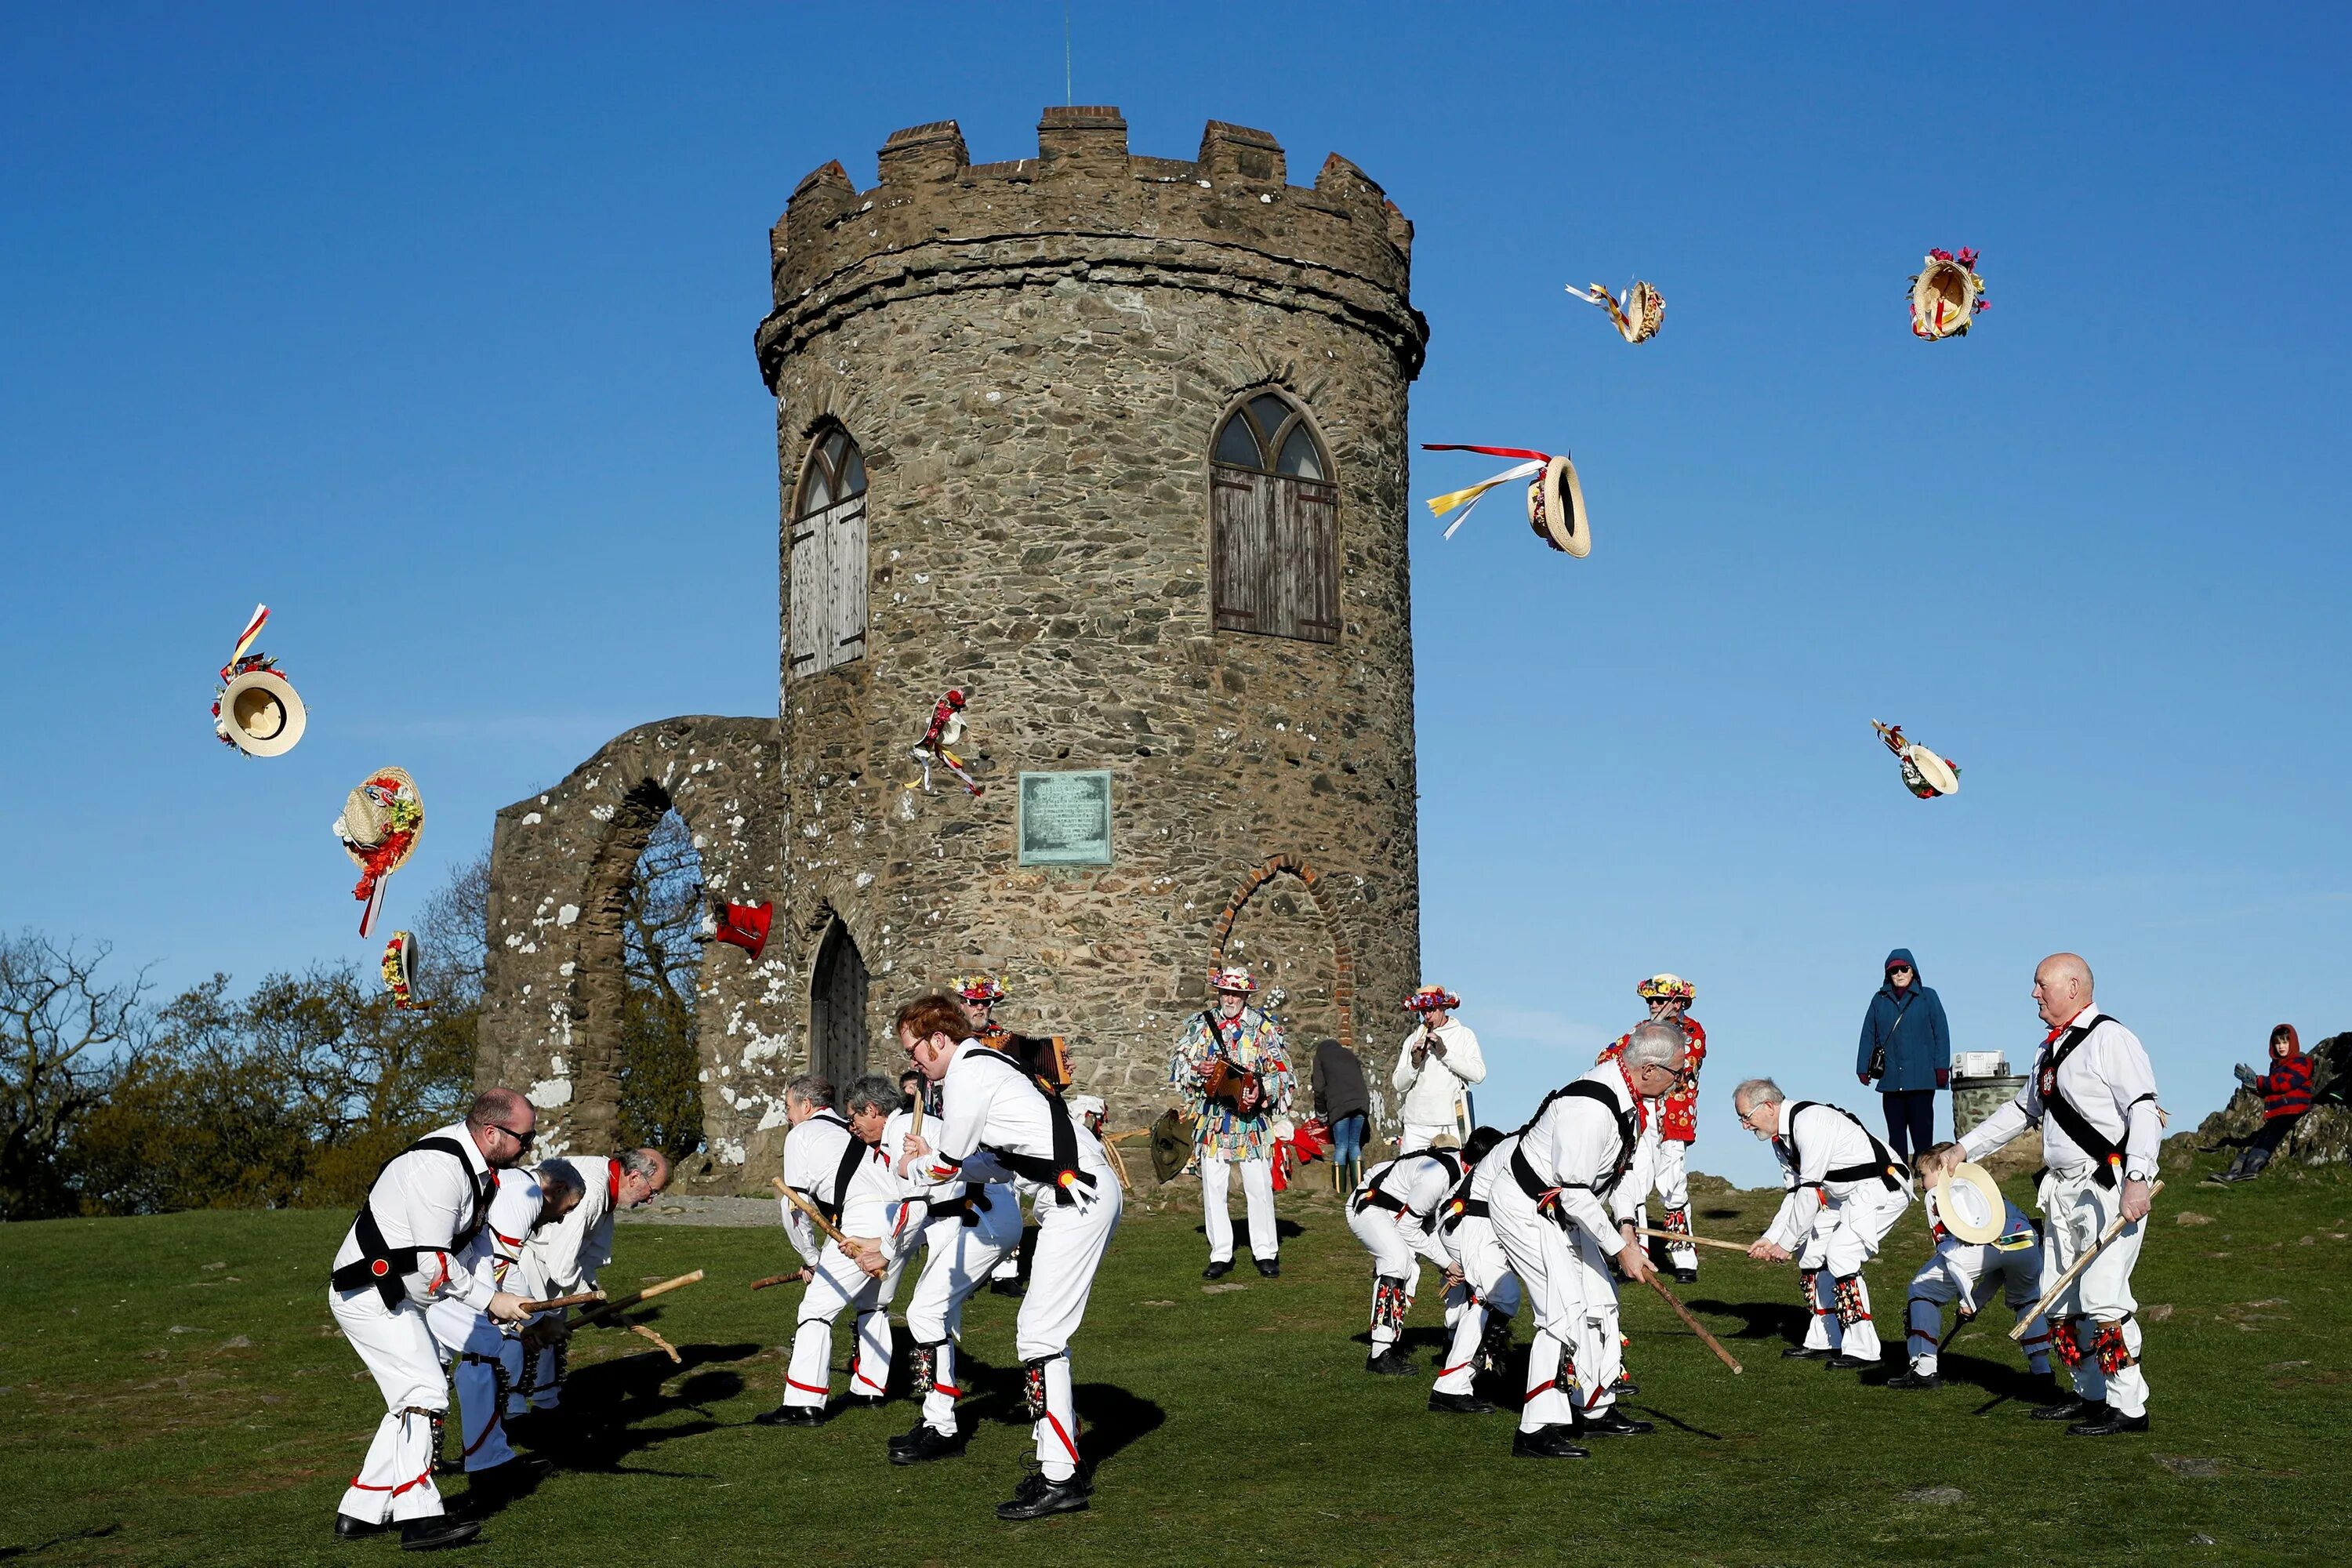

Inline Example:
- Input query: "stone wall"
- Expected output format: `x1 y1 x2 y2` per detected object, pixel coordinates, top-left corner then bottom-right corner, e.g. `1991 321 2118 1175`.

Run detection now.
477 716 794 1174
752 108 1428 1131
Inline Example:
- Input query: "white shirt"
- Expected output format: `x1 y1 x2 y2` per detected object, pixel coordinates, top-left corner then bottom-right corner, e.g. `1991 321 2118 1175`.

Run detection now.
524 1156 617 1295
1357 1149 1463 1269
1962 1010 2161 1183
331 1120 499 1309
1517 1064 1643 1246
427 1167 546 1346
1764 1100 1912 1250
779 1109 857 1265
1393 1018 1486 1125
926 1038 1115 1192
1443 1134 1512 1267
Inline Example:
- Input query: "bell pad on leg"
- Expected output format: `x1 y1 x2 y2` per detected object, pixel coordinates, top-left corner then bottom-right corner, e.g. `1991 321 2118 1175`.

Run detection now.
1833 1273 1872 1327
2092 1316 2137 1374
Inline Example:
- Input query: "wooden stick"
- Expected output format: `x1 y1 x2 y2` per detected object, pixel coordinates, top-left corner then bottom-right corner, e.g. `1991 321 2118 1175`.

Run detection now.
628 1323 681 1363
772 1177 854 1250
748 1271 805 1292
1636 1227 1751 1254
1645 1273 1744 1374
513 1289 605 1315
570 1269 705 1331
1101 1136 1130 1188
2012 1180 2161 1341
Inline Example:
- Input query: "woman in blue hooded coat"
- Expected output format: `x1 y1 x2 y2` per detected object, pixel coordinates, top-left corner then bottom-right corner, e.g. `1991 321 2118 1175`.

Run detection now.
1856 948 1951 1163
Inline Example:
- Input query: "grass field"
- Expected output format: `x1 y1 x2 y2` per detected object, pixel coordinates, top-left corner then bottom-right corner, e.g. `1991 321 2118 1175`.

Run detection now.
4 1145 2347 1567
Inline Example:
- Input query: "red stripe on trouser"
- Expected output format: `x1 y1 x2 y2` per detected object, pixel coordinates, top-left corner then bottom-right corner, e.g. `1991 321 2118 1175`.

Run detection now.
461 1410 503 1457
853 1369 884 1392
1438 1362 1472 1377
349 1466 434 1496
786 1377 829 1395
1044 1411 1081 1464
1523 1380 1557 1402
932 1383 960 1396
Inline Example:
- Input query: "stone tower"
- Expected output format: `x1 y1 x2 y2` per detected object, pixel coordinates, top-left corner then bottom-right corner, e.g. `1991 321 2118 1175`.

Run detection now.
479 107 1427 1184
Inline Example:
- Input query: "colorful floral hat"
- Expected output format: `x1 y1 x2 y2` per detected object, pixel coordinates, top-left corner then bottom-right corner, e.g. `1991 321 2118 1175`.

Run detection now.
336 768 424 937
1208 966 1257 994
1910 248 1987 340
952 974 1005 1004
1421 443 1589 557
382 931 427 1011
1404 985 1461 1013
1572 278 1665 344
1637 973 1695 1001
212 604 307 757
1872 720 1962 799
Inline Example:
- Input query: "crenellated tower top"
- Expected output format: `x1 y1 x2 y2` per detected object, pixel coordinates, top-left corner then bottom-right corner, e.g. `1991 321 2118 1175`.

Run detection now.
754 107 1425 389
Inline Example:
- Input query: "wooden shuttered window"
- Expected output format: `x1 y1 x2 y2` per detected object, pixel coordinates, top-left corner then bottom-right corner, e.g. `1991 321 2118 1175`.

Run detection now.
788 427 869 681
1210 392 1338 644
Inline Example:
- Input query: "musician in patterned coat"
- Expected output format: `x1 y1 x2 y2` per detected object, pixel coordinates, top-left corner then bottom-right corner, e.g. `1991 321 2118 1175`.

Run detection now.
1167 966 1297 1279
1598 973 1708 1283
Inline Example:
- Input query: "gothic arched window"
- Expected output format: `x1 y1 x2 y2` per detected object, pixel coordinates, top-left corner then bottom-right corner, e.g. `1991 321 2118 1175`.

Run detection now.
1210 391 1338 643
788 425 868 679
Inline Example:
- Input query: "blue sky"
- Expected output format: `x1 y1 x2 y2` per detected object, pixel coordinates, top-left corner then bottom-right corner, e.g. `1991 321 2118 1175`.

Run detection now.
4 4 2345 1185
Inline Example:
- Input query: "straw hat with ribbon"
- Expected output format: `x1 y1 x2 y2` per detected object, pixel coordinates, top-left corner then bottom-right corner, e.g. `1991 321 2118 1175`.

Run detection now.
1909 248 1987 340
1932 1160 2007 1244
1421 443 1590 557
381 931 428 1011
1571 278 1665 343
1871 721 1962 799
336 768 425 937
212 604 307 757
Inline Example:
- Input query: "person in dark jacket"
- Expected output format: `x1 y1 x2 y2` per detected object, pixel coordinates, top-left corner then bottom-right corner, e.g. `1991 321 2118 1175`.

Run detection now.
2212 1025 2314 1183
1312 1037 1371 1193
1856 949 1952 1165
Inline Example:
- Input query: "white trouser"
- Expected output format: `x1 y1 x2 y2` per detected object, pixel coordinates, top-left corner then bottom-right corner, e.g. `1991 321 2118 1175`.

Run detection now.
331 1286 452 1523
904 1187 1023 1436
1648 1135 1696 1273
1436 1218 1520 1396
1345 1200 1432 1350
787 1233 909 1409
2040 1167 2150 1417
1399 1123 1452 1155
425 1295 520 1473
1491 1183 1622 1432
1795 1189 1908 1361
1017 1171 1123 1483
1200 1152 1277 1262
1907 1237 2049 1374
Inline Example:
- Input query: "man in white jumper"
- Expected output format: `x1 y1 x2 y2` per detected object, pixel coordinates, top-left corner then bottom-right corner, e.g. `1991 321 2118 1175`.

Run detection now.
1346 1131 1498 1376
425 1159 581 1502
510 1146 670 1415
760 1074 907 1425
1491 1022 1680 1458
1739 1078 1914 1369
1393 985 1486 1154
1922 953 2162 1436
898 992 1122 1522
328 1088 535 1552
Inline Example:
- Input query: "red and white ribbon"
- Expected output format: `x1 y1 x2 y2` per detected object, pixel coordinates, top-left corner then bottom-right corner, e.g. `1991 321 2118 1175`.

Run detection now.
1419 445 1552 539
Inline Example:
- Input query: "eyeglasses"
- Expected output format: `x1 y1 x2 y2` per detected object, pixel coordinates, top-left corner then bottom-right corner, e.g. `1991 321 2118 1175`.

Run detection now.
491 1123 535 1149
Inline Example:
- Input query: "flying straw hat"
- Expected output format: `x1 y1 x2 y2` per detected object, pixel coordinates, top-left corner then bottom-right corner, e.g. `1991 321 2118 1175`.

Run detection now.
1526 455 1590 557
1909 249 1986 340
336 768 425 873
381 931 426 1011
1933 1161 2006 1244
1574 279 1665 343
1904 743 1961 797
214 666 307 757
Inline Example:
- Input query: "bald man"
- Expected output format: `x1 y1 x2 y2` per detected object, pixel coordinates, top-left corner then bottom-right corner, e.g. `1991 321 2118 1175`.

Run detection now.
1922 954 2161 1436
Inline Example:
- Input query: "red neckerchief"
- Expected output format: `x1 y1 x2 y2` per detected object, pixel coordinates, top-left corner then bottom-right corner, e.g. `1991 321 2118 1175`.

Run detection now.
2043 1006 2093 1047
1613 1060 1650 1134
607 1158 622 1206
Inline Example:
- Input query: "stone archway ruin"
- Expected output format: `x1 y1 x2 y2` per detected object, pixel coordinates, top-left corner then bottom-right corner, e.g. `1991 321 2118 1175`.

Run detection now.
477 716 795 1177
1210 852 1359 1057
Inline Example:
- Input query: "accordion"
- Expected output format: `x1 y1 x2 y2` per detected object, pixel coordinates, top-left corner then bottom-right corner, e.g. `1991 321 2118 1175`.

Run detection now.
982 1025 1073 1091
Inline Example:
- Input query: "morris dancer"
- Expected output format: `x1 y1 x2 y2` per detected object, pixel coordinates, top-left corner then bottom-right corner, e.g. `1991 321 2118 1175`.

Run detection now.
1922 953 2162 1436
424 1159 581 1504
1887 1144 2051 1390
884 1065 1024 1465
1599 973 1706 1283
1393 985 1486 1154
327 1089 535 1552
1433 1128 1520 1414
1346 1131 1498 1376
1739 1079 1914 1369
760 1075 906 1425
954 975 1041 1298
511 1147 670 1417
898 993 1123 1521
1492 1022 1680 1458
1168 967 1295 1279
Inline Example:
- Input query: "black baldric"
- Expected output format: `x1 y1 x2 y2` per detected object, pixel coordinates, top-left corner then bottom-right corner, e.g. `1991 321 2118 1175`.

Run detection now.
1784 1102 1907 1192
823 1116 868 1228
967 1045 1094 1205
1509 1080 1638 1221
2037 1016 2148 1189
1353 1149 1462 1218
328 1135 492 1310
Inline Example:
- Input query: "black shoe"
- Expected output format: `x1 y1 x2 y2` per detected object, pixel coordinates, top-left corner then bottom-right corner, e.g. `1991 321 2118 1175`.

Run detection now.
2031 1397 2103 1423
1511 1425 1591 1460
990 1277 1025 1297
334 1515 390 1541
1673 1268 1699 1284
1612 1375 1639 1398
2068 1410 2150 1437
1824 1353 1878 1371
842 1394 887 1411
397 1518 481 1553
1782 1345 1831 1359
1428 1390 1496 1415
1579 1410 1655 1436
1365 1348 1417 1376
1255 1258 1280 1278
1202 1260 1234 1280
996 1475 1092 1520
1883 1369 1943 1391
887 1423 968 1465
754 1403 826 1427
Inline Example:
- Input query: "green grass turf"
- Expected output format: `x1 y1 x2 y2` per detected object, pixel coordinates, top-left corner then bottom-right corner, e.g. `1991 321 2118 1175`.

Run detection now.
2 1149 2347 1566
